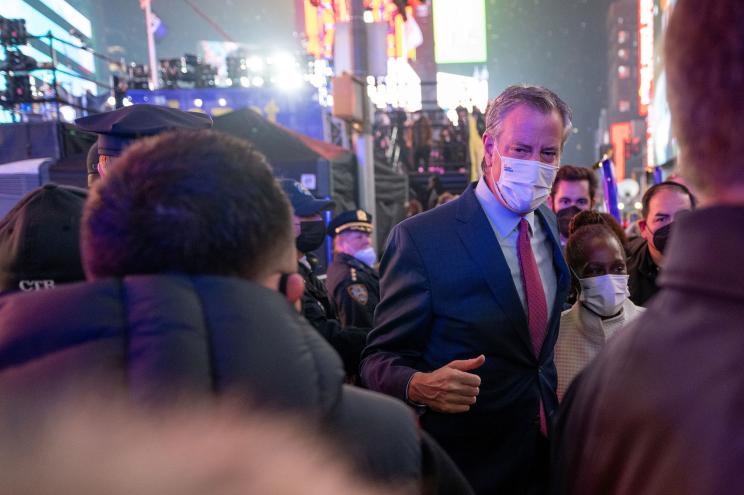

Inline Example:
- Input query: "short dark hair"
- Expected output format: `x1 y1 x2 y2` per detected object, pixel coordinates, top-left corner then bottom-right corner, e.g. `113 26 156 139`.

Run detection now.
82 130 293 280
640 181 696 220
568 210 627 247
550 165 598 203
665 0 744 196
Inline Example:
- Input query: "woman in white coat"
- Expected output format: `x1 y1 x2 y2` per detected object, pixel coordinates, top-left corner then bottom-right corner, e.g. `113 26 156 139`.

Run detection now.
555 211 645 400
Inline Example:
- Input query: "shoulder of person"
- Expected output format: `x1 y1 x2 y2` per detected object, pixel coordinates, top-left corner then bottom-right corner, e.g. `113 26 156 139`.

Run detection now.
625 236 648 260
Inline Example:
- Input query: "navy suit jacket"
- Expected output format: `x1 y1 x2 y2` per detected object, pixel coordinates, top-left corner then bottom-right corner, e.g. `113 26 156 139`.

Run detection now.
361 183 570 494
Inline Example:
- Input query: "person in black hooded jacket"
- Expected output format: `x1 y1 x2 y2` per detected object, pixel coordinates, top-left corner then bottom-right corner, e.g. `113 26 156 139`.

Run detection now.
0 130 472 494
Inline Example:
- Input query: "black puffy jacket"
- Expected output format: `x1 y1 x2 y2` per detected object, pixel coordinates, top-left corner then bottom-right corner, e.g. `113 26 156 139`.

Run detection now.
0 274 421 483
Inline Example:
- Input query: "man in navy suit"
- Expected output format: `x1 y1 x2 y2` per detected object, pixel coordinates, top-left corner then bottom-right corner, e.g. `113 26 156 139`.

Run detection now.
361 85 572 494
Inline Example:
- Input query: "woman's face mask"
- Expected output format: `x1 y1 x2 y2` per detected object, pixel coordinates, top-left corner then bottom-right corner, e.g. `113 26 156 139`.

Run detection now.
578 274 630 317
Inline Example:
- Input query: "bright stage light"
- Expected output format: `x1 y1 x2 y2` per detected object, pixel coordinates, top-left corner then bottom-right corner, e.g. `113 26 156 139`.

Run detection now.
246 56 264 73
218 98 227 107
276 73 302 90
193 98 203 108
271 52 297 69
58 105 76 122
252 76 264 87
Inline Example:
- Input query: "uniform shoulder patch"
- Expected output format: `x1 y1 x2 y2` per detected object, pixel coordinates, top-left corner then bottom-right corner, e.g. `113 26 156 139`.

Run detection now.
347 283 369 305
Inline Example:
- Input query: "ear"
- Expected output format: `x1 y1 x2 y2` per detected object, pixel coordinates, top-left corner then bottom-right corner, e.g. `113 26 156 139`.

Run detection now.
547 194 555 211
482 133 493 154
482 134 493 168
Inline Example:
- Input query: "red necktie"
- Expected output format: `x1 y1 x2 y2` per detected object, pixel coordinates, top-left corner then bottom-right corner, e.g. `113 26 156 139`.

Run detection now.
517 218 549 435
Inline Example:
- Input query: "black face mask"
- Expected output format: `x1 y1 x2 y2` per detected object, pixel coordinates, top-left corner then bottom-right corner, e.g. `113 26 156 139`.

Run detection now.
652 222 673 255
556 205 583 239
296 220 326 253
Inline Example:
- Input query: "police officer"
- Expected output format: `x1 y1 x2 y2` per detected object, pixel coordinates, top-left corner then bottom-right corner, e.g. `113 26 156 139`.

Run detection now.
278 180 369 378
76 104 213 186
326 210 380 328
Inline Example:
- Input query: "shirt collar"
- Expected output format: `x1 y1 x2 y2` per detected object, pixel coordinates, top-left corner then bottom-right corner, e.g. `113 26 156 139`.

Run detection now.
474 177 536 237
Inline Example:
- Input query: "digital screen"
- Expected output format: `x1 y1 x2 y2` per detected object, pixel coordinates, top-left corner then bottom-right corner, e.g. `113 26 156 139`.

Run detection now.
432 0 487 64
649 0 678 166
0 0 94 73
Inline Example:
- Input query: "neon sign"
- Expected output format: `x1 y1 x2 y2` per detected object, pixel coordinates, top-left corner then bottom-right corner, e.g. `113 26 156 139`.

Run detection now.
638 0 654 117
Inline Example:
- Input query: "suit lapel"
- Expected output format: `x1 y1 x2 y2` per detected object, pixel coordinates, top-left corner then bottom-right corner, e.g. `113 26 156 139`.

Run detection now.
455 185 533 353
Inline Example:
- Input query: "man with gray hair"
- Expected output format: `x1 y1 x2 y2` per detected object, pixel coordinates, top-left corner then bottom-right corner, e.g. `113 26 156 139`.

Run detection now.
361 84 573 494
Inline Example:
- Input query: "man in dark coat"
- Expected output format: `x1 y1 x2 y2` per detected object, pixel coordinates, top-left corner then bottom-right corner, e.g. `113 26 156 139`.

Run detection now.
362 85 573 494
626 180 694 306
0 130 426 486
279 180 369 377
326 209 380 329
553 2 744 493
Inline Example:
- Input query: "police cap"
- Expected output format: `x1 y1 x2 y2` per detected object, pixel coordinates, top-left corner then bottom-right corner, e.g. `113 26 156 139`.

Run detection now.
75 104 213 157
328 210 373 237
279 179 334 216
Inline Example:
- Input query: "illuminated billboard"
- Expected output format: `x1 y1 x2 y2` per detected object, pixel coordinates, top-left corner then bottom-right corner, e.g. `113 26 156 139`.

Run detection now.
638 0 653 117
647 0 678 168
432 0 487 64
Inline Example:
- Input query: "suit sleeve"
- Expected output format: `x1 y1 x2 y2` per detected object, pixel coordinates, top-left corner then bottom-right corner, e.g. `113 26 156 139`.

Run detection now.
360 223 433 401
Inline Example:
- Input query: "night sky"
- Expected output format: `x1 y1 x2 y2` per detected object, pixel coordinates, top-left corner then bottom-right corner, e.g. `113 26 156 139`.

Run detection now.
92 0 297 62
91 0 610 165
483 0 613 165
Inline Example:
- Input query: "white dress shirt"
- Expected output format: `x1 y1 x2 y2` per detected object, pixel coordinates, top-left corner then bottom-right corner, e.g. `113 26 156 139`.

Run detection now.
474 178 558 318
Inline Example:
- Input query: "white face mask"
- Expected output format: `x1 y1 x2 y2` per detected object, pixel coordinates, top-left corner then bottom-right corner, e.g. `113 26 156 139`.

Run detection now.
578 274 630 317
352 246 377 267
489 146 558 214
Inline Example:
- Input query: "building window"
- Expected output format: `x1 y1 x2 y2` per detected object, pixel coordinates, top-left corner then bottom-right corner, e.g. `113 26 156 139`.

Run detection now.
618 65 630 79
619 100 631 113
618 30 629 43
618 48 629 60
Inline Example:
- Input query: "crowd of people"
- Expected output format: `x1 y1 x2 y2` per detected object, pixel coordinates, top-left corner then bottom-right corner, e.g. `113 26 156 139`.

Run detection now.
374 106 485 175
0 0 741 493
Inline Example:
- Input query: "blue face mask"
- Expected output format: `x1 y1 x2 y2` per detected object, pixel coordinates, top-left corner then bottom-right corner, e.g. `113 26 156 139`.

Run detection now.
352 246 377 267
